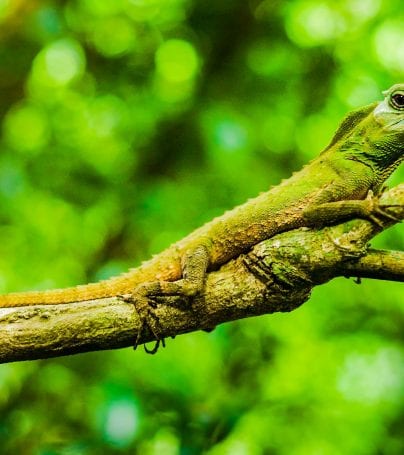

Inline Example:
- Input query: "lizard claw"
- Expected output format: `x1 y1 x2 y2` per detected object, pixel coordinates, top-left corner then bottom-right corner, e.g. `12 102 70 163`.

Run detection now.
143 338 166 355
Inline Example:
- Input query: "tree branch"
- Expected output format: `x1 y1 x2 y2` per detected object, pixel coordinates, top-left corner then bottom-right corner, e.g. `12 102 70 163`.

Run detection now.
339 249 404 282
0 184 402 364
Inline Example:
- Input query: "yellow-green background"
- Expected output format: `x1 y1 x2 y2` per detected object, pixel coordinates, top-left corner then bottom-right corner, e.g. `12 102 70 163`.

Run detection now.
0 0 403 453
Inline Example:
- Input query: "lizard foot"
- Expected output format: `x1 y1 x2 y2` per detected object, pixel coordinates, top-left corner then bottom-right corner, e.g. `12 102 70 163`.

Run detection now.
120 293 165 354
363 190 401 227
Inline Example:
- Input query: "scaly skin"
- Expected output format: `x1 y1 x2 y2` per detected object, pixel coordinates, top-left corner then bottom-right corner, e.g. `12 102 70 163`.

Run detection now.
0 84 403 310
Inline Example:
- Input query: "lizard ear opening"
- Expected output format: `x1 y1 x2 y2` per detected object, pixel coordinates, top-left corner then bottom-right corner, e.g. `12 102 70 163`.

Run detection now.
321 103 377 154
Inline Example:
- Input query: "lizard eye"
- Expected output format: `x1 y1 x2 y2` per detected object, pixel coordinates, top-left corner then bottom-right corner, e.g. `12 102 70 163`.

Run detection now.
389 91 404 110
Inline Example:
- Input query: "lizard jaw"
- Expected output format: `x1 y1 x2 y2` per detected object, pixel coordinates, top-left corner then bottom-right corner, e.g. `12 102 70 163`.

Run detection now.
373 102 404 131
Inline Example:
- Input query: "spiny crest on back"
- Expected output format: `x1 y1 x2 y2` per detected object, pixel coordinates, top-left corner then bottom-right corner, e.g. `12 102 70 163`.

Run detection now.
321 103 377 154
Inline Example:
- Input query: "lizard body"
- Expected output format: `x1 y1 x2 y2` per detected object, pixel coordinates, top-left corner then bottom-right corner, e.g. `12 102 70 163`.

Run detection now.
0 84 403 311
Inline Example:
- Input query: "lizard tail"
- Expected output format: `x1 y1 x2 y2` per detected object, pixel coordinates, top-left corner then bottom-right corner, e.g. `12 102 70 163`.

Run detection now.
0 274 136 307
0 251 182 308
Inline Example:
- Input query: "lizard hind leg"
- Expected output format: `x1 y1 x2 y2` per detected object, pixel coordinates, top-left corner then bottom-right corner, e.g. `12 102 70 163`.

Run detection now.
131 242 211 353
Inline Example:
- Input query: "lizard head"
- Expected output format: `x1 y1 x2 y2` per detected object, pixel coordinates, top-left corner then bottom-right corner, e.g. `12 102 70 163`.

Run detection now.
364 83 404 183
324 84 404 188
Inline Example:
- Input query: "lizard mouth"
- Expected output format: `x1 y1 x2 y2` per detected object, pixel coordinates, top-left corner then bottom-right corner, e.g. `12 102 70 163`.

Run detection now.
388 116 404 130
375 112 404 131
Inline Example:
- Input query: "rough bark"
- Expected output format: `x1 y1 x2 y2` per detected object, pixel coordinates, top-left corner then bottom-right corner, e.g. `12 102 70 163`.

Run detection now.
0 184 403 363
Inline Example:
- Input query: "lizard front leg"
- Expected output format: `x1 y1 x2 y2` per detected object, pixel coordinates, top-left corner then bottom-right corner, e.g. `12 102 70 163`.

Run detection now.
303 190 399 227
132 241 211 353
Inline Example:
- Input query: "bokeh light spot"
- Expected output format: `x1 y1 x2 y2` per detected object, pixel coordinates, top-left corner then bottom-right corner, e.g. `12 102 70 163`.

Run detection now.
346 0 380 21
91 17 136 57
155 39 199 83
200 106 255 177
338 348 404 404
4 104 50 154
373 20 404 73
85 95 128 138
261 113 296 154
0 0 11 21
34 7 63 37
148 429 180 455
32 38 85 87
214 121 248 153
103 399 139 447
285 1 345 47
247 41 301 77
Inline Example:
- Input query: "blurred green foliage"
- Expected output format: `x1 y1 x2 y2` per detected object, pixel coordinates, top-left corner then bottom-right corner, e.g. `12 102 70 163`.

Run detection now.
0 0 403 453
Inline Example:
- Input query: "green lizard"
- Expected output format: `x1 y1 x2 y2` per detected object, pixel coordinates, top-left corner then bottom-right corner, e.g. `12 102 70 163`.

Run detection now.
0 84 403 352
